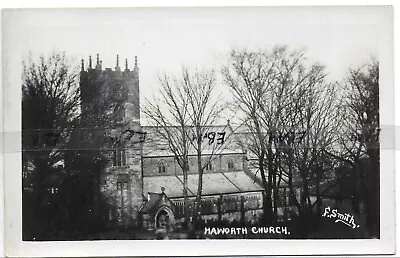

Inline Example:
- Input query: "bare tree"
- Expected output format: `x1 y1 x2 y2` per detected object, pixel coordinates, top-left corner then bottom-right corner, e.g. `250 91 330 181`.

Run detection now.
222 48 277 222
181 68 227 220
143 67 227 223
279 77 340 218
223 46 340 225
142 71 193 221
329 59 380 237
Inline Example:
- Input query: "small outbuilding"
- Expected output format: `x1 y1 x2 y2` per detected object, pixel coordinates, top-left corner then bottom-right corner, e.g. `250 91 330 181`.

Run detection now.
139 187 176 230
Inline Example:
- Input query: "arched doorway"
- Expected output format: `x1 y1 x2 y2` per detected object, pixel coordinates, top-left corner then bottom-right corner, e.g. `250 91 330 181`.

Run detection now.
154 206 175 230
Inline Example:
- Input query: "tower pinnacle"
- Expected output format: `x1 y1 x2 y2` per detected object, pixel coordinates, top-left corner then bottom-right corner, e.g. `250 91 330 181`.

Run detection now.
115 54 121 72
95 54 102 70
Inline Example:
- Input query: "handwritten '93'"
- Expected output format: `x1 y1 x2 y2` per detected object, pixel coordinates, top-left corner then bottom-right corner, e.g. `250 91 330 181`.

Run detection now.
191 131 226 145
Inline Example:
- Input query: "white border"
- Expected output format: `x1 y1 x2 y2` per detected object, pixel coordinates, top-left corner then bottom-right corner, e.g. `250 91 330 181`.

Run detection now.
2 3 396 257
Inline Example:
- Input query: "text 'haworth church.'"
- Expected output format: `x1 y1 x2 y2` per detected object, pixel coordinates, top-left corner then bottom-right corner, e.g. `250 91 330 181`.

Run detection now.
77 54 292 230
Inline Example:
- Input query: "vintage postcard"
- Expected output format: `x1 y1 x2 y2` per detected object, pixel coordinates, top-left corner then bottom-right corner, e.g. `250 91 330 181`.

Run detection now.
2 6 395 257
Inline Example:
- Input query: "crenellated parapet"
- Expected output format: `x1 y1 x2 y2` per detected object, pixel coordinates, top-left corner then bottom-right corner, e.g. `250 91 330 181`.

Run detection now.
79 53 141 123
80 54 139 80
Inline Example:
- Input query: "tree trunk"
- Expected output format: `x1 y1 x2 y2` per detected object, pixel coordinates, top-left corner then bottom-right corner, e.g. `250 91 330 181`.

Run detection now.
182 161 190 222
259 152 273 224
287 150 302 216
366 148 380 238
352 162 360 214
266 147 275 223
195 152 203 222
272 161 278 220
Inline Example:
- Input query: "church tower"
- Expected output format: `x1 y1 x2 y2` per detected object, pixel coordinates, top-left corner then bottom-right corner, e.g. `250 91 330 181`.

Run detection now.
79 54 144 226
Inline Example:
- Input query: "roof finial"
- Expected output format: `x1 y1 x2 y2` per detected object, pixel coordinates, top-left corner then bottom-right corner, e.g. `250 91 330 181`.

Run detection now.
116 54 119 67
89 56 92 68
125 58 128 70
96 53 99 65
161 186 165 193
134 56 138 68
81 59 84 71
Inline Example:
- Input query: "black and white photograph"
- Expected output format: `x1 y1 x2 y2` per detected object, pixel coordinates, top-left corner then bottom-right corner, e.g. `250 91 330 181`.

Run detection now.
2 5 395 256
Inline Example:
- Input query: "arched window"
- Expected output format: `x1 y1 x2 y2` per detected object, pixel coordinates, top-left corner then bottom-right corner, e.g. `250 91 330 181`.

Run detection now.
227 159 235 170
158 160 167 173
205 162 212 171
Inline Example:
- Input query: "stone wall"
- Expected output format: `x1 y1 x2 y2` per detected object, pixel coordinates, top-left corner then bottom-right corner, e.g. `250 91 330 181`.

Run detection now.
101 167 143 226
142 153 245 177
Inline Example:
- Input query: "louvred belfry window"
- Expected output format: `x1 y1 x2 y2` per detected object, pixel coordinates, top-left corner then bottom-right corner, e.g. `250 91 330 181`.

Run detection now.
228 159 235 170
113 149 127 167
158 160 167 173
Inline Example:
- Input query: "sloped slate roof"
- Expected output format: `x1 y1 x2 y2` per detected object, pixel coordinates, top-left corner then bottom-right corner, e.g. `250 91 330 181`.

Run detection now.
140 192 176 214
223 171 263 191
178 173 240 195
143 171 263 198
139 193 161 213
246 167 304 188
143 175 188 198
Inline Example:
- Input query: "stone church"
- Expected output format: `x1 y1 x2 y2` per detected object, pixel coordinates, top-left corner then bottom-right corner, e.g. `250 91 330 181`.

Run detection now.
79 54 272 230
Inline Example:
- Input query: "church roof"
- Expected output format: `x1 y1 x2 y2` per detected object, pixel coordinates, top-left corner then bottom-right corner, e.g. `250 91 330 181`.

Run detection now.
144 175 187 198
139 190 176 214
143 171 263 198
223 171 264 191
139 192 161 213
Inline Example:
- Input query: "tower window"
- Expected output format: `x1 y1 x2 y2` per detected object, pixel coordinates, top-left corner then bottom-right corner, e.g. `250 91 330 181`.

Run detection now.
117 182 128 190
158 160 167 173
227 159 235 170
205 162 212 171
48 186 59 195
113 149 127 167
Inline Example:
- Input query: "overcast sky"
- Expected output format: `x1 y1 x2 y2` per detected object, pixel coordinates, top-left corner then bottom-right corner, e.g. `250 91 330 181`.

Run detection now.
4 6 387 124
